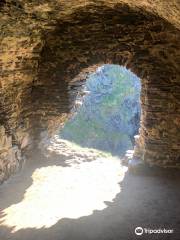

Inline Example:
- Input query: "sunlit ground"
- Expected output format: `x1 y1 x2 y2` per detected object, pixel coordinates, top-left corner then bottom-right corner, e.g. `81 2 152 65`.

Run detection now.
0 136 127 233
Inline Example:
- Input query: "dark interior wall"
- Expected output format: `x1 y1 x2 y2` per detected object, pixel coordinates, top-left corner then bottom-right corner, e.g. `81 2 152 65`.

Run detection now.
0 0 180 183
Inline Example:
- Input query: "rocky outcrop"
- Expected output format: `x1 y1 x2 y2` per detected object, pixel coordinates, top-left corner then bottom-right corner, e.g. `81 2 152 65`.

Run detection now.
0 0 180 183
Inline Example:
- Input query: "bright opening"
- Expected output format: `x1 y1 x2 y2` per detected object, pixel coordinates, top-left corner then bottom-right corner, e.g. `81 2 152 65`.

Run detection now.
61 64 141 156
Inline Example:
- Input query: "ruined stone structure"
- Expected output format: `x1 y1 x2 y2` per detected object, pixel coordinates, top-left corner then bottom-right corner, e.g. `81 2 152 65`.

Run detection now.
0 0 180 183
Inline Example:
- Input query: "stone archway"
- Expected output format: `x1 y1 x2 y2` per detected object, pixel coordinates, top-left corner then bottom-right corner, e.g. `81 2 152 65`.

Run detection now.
0 1 180 183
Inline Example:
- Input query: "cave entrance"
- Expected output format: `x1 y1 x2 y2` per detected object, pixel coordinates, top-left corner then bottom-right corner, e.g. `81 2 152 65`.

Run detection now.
59 64 141 157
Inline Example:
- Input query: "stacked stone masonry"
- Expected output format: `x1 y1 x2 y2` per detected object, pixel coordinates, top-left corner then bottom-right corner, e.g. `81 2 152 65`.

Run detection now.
0 0 180 183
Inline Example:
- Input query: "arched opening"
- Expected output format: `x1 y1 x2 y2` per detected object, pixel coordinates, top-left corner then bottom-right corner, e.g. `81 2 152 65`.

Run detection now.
59 64 141 157
30 3 180 170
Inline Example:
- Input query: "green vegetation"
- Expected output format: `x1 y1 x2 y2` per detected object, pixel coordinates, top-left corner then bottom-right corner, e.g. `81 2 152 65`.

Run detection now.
60 65 141 156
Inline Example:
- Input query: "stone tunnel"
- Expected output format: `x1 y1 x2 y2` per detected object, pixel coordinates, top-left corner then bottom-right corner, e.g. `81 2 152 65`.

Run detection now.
0 0 180 183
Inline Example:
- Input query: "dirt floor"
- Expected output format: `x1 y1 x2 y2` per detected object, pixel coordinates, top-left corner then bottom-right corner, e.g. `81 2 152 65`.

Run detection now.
0 137 180 240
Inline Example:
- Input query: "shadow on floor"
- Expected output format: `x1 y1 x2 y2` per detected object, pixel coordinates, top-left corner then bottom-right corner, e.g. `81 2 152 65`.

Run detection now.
0 149 180 240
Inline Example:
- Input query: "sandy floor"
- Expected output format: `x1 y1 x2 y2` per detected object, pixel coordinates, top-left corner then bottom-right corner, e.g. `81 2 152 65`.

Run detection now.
0 137 180 240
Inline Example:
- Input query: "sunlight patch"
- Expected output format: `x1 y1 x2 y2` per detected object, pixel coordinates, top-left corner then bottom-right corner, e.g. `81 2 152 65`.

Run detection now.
0 150 127 232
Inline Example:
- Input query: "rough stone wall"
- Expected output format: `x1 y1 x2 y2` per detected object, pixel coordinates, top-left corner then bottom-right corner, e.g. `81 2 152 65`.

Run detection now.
0 3 44 182
0 0 180 183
